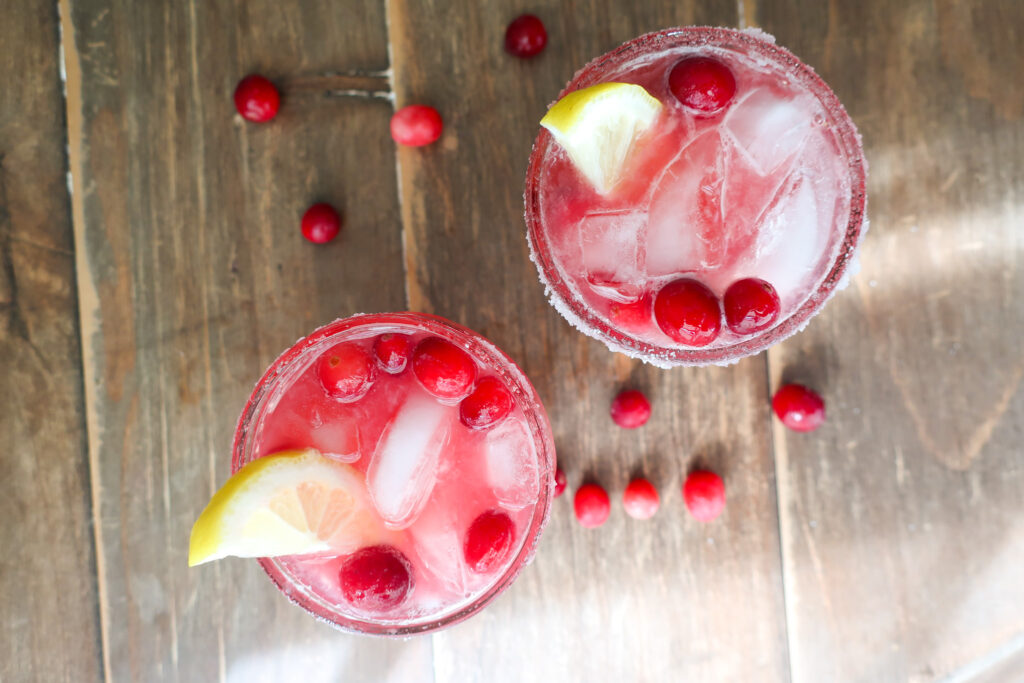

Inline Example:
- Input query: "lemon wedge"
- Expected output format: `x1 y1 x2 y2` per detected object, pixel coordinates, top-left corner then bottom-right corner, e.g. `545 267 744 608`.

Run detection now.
189 449 376 566
541 82 663 194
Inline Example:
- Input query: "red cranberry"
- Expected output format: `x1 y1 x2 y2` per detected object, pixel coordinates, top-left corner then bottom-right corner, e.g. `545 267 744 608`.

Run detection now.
463 510 516 573
460 376 514 429
683 470 726 522
412 337 477 401
373 333 413 374
553 467 567 497
339 545 413 612
505 14 547 58
668 57 737 115
772 383 826 432
623 478 659 520
233 74 280 123
390 105 443 147
318 343 376 402
300 203 342 244
653 278 722 346
610 389 651 429
724 278 780 335
574 483 611 528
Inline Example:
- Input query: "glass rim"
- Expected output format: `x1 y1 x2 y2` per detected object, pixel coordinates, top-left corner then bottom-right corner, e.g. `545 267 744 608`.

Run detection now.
524 26 868 366
231 312 556 636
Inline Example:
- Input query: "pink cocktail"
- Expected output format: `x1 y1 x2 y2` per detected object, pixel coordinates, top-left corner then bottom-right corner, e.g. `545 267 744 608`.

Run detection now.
526 27 867 366
232 313 555 635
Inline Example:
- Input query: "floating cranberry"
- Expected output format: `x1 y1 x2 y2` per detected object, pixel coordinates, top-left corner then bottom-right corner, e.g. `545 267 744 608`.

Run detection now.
553 467 567 497
460 376 514 429
464 510 516 573
683 470 726 522
574 483 611 528
505 14 547 58
300 203 342 244
653 278 722 346
338 545 413 612
412 337 477 401
318 343 376 402
373 333 413 374
772 383 826 432
233 74 280 122
668 57 736 115
610 389 651 429
391 105 443 147
623 478 660 520
724 278 780 335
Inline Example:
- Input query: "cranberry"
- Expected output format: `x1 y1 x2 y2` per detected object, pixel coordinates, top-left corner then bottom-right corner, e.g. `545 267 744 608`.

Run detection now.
300 203 342 244
373 333 413 374
610 389 651 429
412 337 477 401
464 510 516 573
653 278 722 346
574 483 611 528
318 343 376 402
390 105 443 147
233 74 280 122
623 478 659 520
460 376 514 429
683 470 726 522
772 383 826 432
724 278 780 335
668 57 737 115
504 14 547 58
553 467 567 497
338 545 413 612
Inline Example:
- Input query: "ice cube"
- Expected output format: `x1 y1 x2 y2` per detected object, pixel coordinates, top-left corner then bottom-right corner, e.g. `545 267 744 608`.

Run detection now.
309 414 361 463
405 499 469 597
578 210 645 294
646 131 723 275
367 390 452 529
484 419 539 510
724 88 813 175
751 173 820 300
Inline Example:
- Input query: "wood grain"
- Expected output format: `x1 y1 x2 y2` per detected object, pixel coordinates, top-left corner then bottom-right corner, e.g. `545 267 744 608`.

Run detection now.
0 3 103 682
752 0 1024 680
64 0 428 680
388 2 790 680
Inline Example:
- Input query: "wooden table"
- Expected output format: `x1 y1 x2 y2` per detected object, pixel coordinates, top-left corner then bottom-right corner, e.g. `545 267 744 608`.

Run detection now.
3 0 1022 681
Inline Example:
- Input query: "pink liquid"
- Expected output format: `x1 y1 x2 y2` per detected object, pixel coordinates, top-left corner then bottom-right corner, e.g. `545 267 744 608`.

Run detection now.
526 28 867 366
233 314 554 634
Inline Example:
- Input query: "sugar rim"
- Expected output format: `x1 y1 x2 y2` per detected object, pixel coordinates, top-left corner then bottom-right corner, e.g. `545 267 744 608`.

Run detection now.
524 26 868 366
231 312 556 636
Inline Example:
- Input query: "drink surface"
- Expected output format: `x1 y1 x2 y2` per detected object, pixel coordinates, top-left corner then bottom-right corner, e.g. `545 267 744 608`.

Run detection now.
529 28 864 364
240 318 548 630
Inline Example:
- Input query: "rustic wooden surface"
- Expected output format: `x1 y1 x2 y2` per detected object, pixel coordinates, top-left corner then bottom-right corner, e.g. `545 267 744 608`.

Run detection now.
2 0 1022 680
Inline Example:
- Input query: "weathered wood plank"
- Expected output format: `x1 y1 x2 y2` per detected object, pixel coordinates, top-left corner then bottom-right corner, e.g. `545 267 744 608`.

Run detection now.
754 0 1024 680
65 0 429 679
387 2 791 680
0 3 104 682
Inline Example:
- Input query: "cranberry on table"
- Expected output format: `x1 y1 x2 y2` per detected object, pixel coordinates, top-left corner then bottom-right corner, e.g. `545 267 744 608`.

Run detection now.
683 470 726 522
391 105 443 147
553 467 567 498
463 510 516 573
623 478 659 520
724 278 780 335
318 343 376 402
772 383 826 432
460 376 514 429
610 389 651 429
653 278 722 347
574 483 611 528
233 74 280 123
300 203 342 244
338 545 413 612
412 337 477 401
504 14 547 58
668 57 737 115
373 333 413 374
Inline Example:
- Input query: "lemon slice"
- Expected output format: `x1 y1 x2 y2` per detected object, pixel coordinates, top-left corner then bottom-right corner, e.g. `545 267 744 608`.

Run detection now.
541 82 663 194
189 449 376 566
